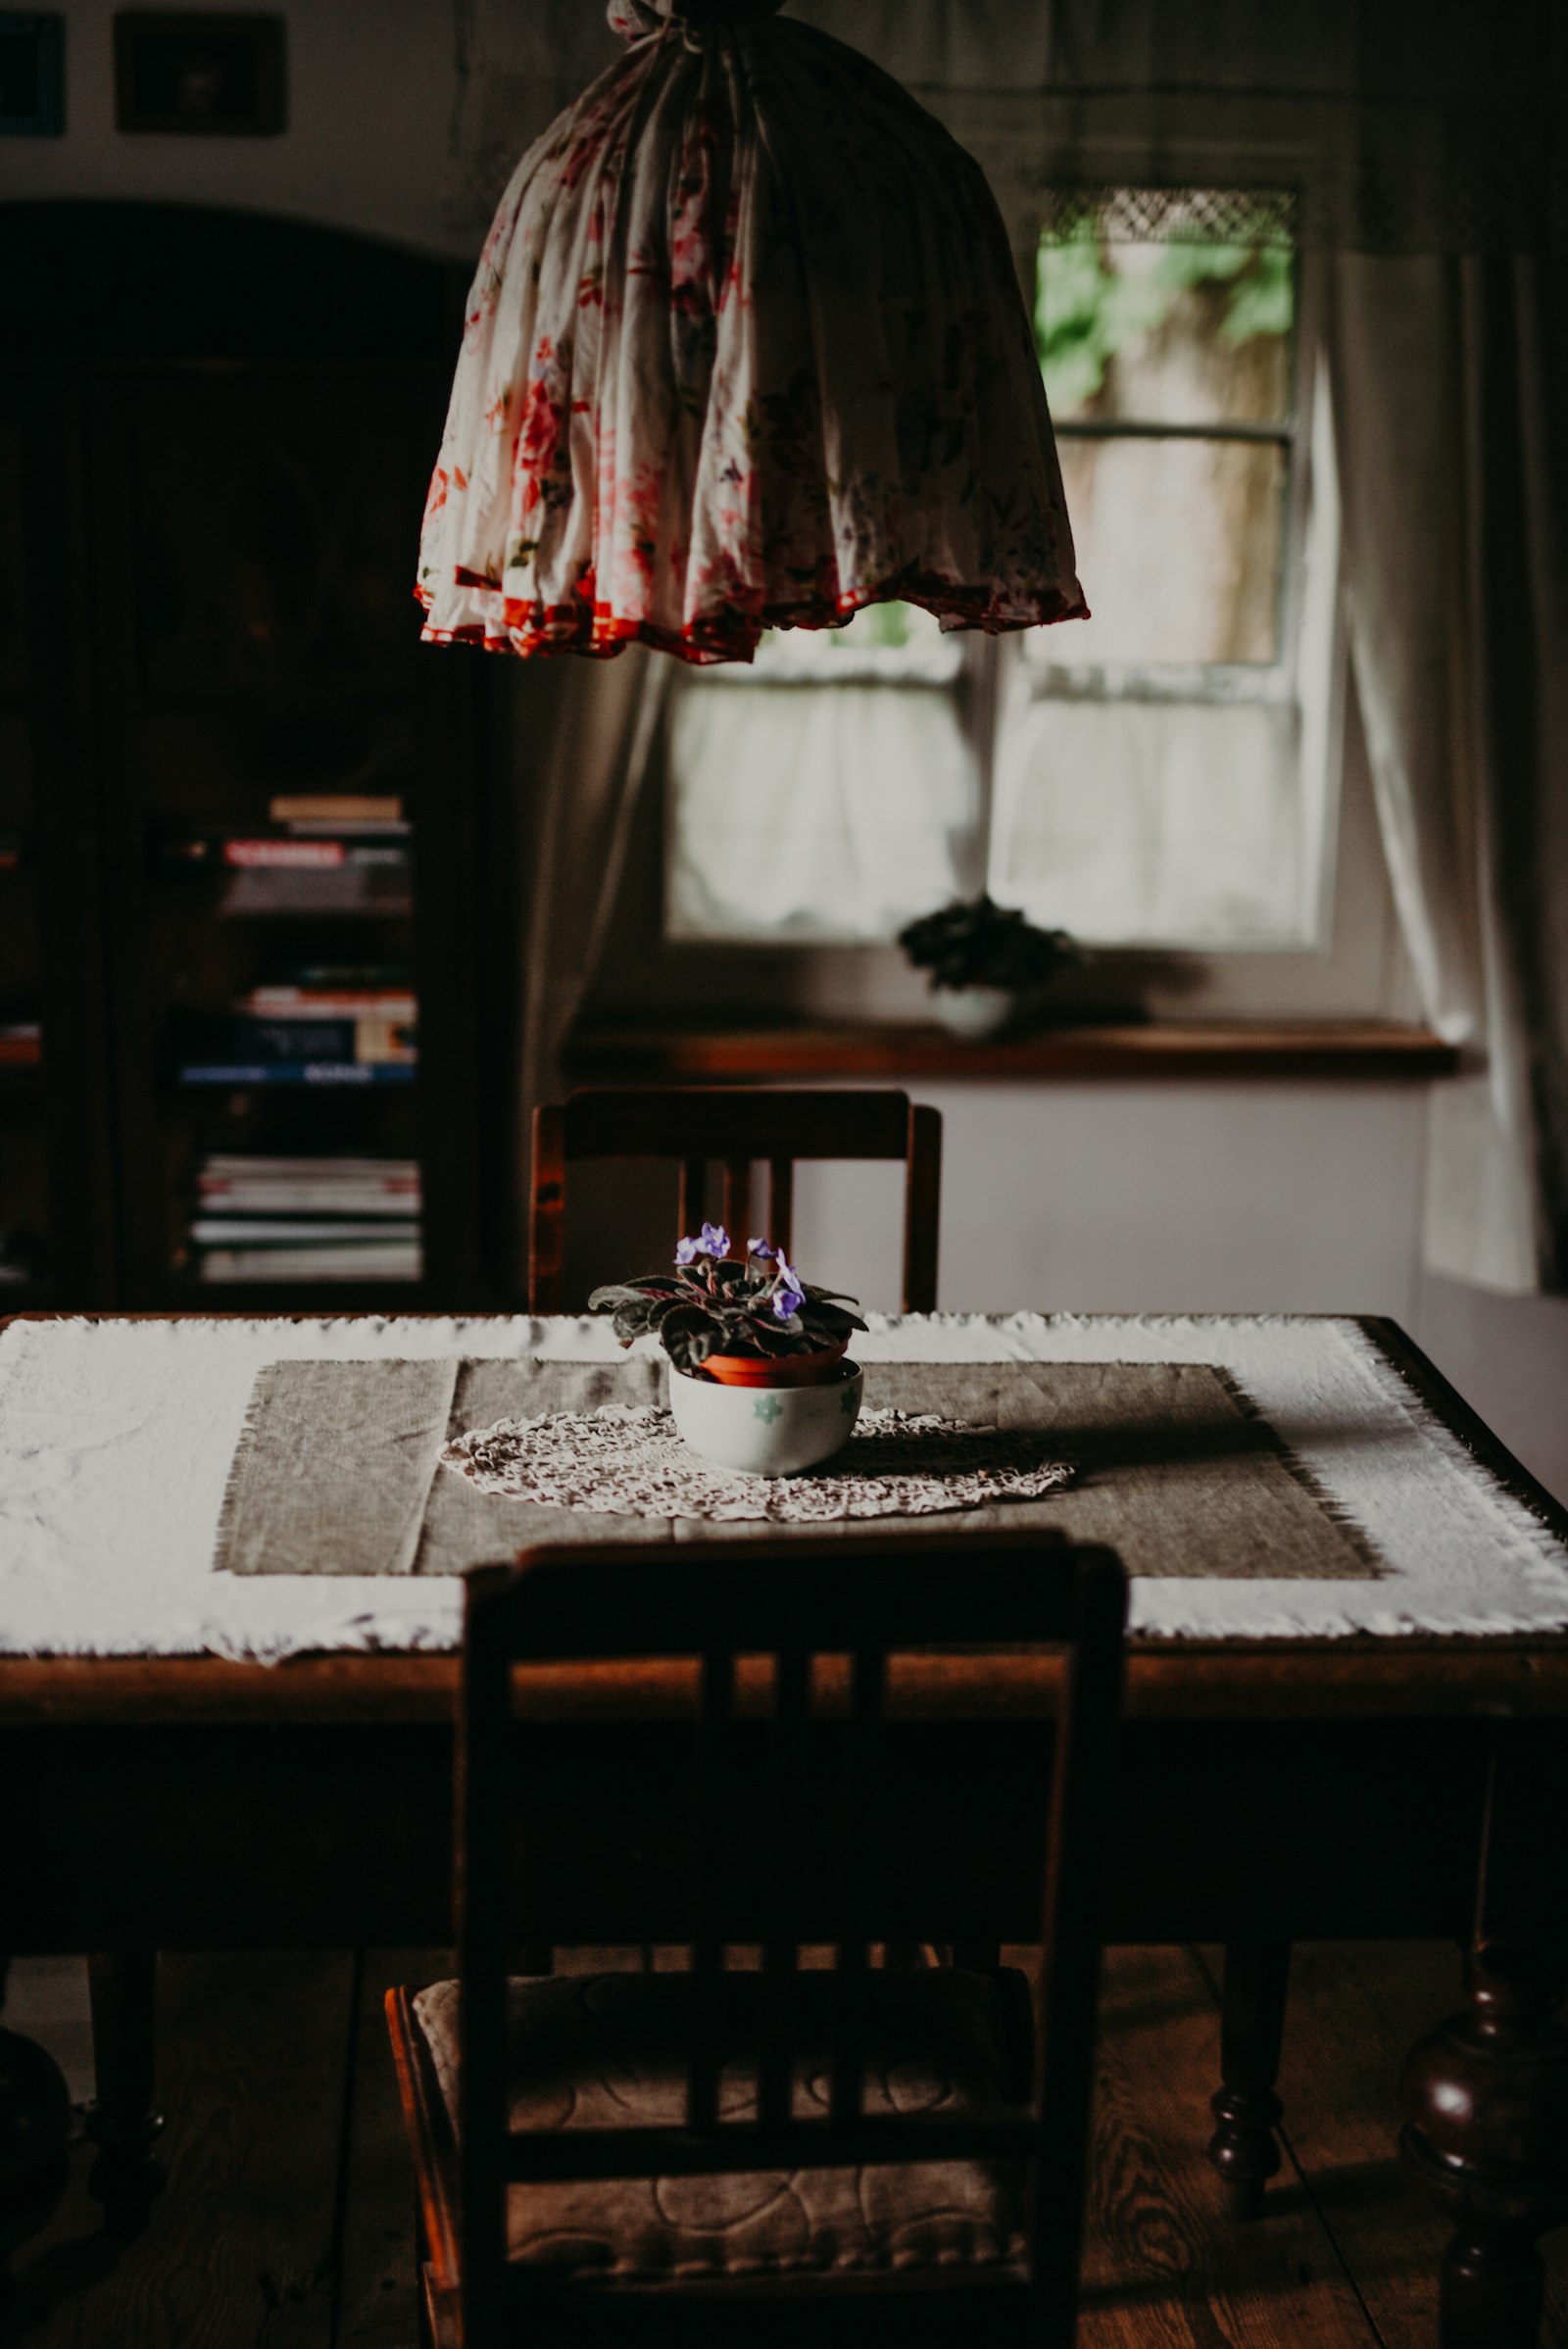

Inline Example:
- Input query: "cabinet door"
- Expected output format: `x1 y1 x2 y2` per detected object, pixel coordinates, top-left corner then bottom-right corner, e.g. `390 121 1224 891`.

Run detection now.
0 367 119 1306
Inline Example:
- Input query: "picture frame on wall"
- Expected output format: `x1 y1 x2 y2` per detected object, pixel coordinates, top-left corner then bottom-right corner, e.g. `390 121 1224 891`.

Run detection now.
114 11 285 135
0 13 65 135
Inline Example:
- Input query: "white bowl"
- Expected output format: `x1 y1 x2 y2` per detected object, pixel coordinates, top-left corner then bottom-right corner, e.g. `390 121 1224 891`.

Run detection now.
668 1360 863 1479
931 985 1014 1039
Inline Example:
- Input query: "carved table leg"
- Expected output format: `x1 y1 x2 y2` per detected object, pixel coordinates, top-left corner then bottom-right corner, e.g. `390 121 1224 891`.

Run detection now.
1401 1941 1568 2349
1207 1937 1292 2220
85 1953 165 2237
0 1957 73 2348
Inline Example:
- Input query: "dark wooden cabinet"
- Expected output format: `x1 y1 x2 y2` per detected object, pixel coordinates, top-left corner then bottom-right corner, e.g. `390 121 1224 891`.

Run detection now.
1 204 514 1310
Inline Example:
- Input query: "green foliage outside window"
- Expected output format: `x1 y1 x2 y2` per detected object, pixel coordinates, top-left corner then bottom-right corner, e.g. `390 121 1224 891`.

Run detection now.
1036 230 1295 416
760 597 922 659
849 599 919 649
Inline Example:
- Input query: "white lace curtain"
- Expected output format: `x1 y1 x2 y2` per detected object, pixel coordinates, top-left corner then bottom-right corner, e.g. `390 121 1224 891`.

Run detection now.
1329 253 1568 1293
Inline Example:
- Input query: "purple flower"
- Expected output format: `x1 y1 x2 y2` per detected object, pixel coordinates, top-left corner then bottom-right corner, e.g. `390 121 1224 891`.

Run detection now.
748 1237 779 1262
675 1222 730 1267
772 1254 805 1319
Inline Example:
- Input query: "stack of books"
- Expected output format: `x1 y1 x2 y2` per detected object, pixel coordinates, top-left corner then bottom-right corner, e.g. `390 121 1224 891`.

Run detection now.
176 966 416 1088
189 1152 422 1284
159 793 414 918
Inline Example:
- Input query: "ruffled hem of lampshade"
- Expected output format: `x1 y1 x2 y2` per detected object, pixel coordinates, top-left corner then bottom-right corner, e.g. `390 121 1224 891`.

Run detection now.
415 573 1089 664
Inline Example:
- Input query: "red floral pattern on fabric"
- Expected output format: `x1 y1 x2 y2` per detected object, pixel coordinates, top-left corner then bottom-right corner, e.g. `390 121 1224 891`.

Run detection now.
416 7 1087 664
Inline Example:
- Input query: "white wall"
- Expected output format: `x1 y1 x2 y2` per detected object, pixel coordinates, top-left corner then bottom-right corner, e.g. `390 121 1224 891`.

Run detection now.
0 0 467 258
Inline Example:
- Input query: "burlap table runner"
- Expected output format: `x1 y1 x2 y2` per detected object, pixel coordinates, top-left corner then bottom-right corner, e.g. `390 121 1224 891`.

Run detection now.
215 1357 1380 1583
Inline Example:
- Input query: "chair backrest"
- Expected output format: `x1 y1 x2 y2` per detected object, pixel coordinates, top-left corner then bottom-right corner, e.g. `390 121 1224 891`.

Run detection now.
456 1530 1127 2341
528 1085 943 1314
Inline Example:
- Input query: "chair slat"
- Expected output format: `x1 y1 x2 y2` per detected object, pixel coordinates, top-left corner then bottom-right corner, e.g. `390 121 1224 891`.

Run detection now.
902 1102 943 1314
485 1536 1081 1657
758 1647 809 2129
686 1649 734 2133
721 1158 751 1247
564 1089 913 1164
677 1156 706 1239
527 1102 567 1316
767 1156 794 1257
829 1646 885 2126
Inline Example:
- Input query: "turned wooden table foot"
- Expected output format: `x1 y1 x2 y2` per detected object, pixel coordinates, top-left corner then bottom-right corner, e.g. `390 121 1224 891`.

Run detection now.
1207 1936 1292 2220
1400 1942 1568 2349
84 1953 165 2237
0 1958 73 2349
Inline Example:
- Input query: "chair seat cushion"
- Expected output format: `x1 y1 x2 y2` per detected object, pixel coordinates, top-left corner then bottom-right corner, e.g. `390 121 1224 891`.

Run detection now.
412 1968 1031 2287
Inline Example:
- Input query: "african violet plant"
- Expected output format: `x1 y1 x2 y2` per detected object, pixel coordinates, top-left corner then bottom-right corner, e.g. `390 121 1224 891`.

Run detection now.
589 1225 866 1376
898 893 1076 994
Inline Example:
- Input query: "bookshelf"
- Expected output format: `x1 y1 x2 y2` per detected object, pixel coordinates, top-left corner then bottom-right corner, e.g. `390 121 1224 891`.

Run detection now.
4 203 514 1312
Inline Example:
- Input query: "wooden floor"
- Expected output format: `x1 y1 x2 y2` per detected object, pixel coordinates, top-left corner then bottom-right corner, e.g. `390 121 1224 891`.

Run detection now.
13 1942 1568 2347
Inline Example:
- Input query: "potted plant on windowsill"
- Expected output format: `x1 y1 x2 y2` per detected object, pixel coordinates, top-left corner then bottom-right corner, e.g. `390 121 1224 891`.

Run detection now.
898 893 1077 1038
589 1226 867 1477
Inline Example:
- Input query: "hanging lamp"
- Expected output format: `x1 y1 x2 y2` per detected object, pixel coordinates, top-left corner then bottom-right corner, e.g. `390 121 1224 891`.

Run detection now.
417 0 1087 663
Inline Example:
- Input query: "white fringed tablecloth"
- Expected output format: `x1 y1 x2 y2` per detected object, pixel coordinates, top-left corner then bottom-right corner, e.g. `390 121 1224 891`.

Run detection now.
1 1312 1565 1661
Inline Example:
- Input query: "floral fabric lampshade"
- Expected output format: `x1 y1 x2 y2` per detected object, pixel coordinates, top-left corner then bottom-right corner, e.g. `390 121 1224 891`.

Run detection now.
417 0 1087 663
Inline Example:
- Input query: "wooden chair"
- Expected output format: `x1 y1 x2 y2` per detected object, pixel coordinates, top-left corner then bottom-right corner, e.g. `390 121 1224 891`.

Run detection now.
385 1531 1127 2347
528 1087 943 1314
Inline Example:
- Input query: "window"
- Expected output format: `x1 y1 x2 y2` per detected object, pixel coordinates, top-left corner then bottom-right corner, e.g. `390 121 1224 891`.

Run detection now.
665 191 1342 961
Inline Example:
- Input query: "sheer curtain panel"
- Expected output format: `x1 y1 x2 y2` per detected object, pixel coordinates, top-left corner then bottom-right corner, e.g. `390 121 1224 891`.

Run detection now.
1329 256 1568 1292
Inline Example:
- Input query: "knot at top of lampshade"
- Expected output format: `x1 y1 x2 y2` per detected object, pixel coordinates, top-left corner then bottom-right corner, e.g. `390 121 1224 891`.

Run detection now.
609 0 786 41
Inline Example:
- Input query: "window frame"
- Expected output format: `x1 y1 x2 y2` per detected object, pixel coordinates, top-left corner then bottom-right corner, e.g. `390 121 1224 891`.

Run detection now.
990 245 1342 955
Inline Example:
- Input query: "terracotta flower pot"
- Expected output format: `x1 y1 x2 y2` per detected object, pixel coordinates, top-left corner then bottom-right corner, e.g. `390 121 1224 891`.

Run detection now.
698 1342 848 1389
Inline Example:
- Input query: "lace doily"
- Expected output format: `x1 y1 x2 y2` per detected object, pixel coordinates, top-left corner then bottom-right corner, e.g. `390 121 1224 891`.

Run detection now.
439 1404 1074 1523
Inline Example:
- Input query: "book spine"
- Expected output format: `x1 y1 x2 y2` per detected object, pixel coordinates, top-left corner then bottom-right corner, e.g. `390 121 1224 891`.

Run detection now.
242 993 417 1020
189 1219 422 1244
215 1019 359 1062
201 1019 416 1064
223 840 346 869
270 796 405 824
197 1196 418 1208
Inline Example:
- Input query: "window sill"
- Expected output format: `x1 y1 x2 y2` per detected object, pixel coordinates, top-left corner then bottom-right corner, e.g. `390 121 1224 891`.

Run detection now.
565 1019 1461 1085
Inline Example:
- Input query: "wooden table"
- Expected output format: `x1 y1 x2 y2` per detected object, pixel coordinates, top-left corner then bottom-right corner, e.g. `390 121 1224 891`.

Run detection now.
3 1311 1567 2348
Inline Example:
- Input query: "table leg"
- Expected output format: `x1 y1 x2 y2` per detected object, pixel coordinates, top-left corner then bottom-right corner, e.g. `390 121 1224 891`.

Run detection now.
0 1956 73 2348
84 1953 165 2236
1401 1941 1568 2349
1207 1936 1292 2220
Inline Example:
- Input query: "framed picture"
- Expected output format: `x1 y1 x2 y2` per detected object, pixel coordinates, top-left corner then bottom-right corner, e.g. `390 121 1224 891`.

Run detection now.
114 11 284 135
0 14 64 135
